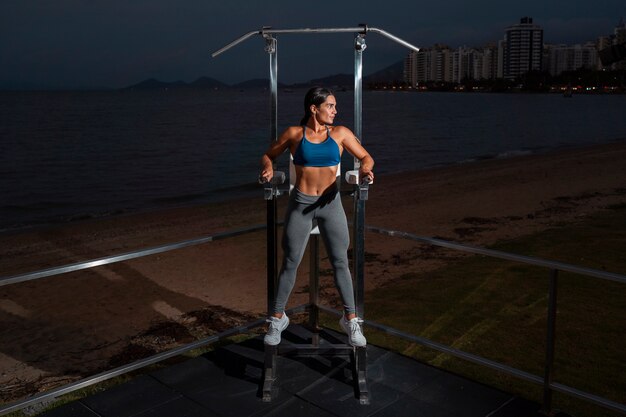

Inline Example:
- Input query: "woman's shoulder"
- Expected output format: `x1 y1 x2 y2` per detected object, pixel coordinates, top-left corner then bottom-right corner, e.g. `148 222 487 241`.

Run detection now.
329 125 354 139
279 125 305 141
284 125 305 135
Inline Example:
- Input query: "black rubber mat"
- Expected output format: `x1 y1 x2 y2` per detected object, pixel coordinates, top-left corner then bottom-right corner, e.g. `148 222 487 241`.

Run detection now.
38 325 556 417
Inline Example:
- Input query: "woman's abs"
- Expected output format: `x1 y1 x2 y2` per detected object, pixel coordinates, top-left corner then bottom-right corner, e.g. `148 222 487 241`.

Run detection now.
294 165 338 196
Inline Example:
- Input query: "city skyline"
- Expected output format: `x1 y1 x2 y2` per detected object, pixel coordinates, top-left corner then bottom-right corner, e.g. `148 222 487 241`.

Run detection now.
403 16 625 88
1 1 624 90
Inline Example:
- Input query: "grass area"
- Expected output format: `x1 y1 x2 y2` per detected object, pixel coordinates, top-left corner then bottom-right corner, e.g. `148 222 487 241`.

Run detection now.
362 205 626 417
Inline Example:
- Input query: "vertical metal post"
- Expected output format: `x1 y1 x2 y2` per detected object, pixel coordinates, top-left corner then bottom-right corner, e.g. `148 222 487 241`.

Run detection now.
352 33 367 319
263 34 278 403
265 34 278 315
354 34 365 143
352 31 370 406
542 269 559 415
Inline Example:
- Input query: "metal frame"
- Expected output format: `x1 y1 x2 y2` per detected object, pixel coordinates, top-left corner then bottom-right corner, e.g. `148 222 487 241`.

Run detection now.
212 24 420 405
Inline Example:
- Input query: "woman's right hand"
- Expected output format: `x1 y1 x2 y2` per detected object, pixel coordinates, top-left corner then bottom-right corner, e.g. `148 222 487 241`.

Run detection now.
259 166 273 183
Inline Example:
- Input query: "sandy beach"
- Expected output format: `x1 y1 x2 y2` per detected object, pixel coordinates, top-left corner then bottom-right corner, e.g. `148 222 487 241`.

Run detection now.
2 140 626 403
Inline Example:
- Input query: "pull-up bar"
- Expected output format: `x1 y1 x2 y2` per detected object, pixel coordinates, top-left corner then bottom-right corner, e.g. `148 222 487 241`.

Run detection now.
211 25 420 57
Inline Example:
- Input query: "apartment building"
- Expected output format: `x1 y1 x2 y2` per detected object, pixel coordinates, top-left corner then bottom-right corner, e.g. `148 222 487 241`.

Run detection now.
544 43 598 75
503 17 544 79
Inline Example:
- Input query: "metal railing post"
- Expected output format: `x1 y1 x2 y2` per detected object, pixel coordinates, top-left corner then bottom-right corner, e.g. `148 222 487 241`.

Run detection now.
542 269 559 415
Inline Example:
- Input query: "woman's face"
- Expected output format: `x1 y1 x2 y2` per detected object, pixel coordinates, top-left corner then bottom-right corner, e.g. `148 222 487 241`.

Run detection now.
312 95 337 125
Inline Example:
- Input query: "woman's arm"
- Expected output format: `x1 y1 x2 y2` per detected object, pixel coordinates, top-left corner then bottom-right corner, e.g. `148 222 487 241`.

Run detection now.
336 126 375 182
259 126 298 182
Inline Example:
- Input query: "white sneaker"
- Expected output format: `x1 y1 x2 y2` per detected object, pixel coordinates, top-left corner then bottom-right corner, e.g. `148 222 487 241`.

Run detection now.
339 317 367 347
264 313 289 346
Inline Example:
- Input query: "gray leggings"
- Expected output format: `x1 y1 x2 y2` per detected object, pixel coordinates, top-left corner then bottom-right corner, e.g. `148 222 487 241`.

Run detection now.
272 186 356 315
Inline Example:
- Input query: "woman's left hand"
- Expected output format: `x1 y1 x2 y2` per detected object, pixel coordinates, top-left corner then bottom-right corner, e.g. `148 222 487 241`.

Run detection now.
359 167 374 184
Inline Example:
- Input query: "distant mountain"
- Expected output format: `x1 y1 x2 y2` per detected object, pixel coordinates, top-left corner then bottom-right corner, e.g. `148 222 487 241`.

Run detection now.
189 76 228 89
232 78 288 89
122 77 226 90
364 60 404 84
290 73 353 89
122 78 187 90
288 61 405 89
232 78 267 88
121 60 406 91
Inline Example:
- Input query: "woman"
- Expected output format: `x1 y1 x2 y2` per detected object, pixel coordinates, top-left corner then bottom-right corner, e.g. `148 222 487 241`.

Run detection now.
259 86 374 347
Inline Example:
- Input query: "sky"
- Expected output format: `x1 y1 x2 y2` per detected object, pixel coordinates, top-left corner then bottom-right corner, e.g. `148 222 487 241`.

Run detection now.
1 0 624 90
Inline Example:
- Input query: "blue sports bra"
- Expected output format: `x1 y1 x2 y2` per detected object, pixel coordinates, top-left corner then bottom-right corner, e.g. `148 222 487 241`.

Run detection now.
293 126 341 167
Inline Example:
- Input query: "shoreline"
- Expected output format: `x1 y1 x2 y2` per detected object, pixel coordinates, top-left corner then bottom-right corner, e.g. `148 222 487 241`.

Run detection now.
3 138 625 237
2 139 626 403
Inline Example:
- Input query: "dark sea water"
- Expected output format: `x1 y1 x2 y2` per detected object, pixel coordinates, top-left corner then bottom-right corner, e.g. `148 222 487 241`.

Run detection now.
1 89 625 232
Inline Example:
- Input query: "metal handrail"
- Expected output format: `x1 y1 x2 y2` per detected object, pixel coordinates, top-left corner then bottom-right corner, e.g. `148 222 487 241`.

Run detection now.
0 224 267 287
365 226 626 284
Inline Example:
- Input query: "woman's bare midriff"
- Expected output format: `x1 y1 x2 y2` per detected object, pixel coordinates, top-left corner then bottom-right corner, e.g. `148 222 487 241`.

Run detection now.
294 165 338 195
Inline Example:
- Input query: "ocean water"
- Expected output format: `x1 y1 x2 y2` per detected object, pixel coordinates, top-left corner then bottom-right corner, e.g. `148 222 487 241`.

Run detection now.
1 89 625 232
